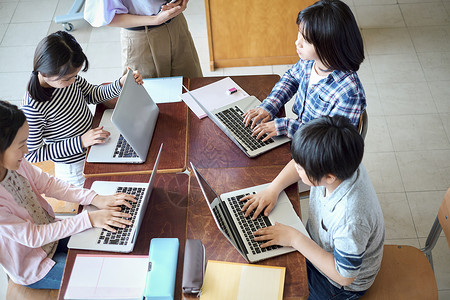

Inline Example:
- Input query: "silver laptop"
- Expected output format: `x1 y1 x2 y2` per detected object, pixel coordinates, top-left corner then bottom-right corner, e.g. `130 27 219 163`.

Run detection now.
191 163 309 263
86 71 159 163
183 86 290 158
68 144 163 253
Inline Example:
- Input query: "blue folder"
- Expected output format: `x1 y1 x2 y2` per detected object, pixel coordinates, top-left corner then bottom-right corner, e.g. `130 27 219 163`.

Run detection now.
144 238 179 300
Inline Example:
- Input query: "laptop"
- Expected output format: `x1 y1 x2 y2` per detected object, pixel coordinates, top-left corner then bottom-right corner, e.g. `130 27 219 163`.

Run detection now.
183 86 290 158
191 163 309 263
86 71 159 163
68 144 163 253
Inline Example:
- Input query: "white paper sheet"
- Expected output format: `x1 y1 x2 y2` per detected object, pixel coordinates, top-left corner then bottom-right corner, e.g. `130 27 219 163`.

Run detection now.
64 254 148 300
180 77 249 119
142 76 183 103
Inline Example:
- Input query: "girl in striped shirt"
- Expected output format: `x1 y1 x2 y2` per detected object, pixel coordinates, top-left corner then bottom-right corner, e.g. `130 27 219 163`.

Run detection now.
22 31 142 187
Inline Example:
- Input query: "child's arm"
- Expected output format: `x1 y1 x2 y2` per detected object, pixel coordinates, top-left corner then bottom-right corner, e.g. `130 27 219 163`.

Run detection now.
241 160 301 219
77 76 122 105
254 223 356 287
22 106 85 163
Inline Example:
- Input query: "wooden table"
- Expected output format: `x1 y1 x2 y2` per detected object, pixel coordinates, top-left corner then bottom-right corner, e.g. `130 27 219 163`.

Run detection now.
187 75 292 169
185 166 309 299
83 101 189 178
57 173 189 300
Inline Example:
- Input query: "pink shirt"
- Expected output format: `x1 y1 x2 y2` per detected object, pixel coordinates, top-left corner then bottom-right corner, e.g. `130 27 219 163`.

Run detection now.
0 160 97 285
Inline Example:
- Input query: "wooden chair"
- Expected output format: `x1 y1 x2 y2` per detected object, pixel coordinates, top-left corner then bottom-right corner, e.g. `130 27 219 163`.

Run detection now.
361 188 450 299
358 110 368 140
6 281 58 300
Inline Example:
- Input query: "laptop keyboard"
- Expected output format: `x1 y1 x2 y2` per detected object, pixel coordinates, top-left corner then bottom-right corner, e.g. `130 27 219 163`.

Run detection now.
97 186 145 245
215 106 274 151
228 193 282 255
113 134 138 158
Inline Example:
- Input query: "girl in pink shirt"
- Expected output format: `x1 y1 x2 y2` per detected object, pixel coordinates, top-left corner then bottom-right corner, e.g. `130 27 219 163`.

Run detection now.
0 100 136 289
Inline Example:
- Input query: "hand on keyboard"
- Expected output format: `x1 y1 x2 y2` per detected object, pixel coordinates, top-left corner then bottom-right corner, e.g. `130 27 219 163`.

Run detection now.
251 120 277 141
88 209 133 233
91 193 137 211
241 188 279 220
254 222 301 249
243 107 271 129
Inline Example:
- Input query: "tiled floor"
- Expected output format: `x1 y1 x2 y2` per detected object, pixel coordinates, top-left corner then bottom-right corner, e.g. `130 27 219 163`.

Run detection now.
0 0 449 298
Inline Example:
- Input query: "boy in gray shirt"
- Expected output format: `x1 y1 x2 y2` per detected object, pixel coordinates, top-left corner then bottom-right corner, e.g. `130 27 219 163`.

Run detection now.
242 116 385 299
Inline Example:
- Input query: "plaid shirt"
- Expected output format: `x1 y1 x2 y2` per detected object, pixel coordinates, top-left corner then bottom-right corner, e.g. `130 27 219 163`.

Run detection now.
259 59 366 138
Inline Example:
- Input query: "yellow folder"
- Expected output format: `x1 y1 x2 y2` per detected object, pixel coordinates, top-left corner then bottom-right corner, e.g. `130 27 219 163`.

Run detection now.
200 260 285 300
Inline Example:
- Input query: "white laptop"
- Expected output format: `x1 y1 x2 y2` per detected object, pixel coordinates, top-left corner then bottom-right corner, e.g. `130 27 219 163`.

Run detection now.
68 144 163 253
183 86 290 158
191 163 309 263
86 71 159 163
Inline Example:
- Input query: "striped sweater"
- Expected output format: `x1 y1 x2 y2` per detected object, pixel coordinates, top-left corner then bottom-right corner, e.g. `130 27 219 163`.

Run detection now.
21 76 122 164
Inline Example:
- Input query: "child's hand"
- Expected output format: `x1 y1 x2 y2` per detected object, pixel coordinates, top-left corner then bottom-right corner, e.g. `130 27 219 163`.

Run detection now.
88 209 132 233
241 188 279 220
252 120 277 141
81 126 110 148
243 107 271 129
91 193 137 211
120 68 144 86
254 222 300 248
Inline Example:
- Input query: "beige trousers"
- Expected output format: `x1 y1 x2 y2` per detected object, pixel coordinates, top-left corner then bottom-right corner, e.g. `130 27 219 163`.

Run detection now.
120 14 203 79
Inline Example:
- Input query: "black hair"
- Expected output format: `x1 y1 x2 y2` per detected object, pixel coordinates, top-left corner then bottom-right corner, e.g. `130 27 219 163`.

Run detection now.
291 115 364 183
296 0 364 72
0 101 26 154
27 31 89 102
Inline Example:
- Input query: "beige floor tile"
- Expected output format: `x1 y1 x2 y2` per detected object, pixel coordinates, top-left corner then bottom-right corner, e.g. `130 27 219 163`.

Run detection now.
84 42 122 69
387 114 449 151
378 192 417 239
428 81 450 113
441 113 450 140
192 36 210 66
363 83 383 116
408 190 447 238
400 2 450 27
370 53 426 84
11 0 57 23
0 2 17 24
0 71 29 101
184 0 206 16
384 238 420 247
354 0 397 5
355 5 405 28
396 150 450 192
419 52 450 81
438 289 450 299
0 23 8 43
364 115 394 153
419 237 450 290
0 45 34 72
362 152 404 193
409 26 450 53
89 26 121 44
378 82 436 115
357 58 376 84
362 28 414 55
185 12 207 39
300 198 309 224
1 22 50 47
48 19 92 44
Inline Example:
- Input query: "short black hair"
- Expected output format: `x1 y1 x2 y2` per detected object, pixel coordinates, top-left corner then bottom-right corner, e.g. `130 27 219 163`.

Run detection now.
297 0 364 72
27 31 89 102
291 115 364 183
0 101 26 154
